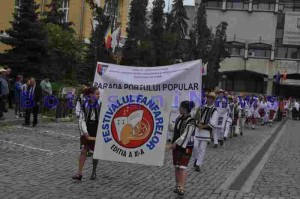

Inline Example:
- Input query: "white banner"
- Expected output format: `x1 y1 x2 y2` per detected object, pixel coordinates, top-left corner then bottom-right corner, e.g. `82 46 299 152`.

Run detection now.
283 12 300 45
93 60 202 166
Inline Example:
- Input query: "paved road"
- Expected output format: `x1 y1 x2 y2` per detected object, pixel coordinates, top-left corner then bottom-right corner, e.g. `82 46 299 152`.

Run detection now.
0 121 284 199
251 120 300 199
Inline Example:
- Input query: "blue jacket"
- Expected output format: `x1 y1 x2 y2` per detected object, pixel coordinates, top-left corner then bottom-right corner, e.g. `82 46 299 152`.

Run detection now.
14 82 22 103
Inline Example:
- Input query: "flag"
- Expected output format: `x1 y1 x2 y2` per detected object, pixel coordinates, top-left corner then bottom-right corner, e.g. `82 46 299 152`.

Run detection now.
111 27 121 53
104 26 112 49
201 62 208 76
275 71 281 83
282 70 287 81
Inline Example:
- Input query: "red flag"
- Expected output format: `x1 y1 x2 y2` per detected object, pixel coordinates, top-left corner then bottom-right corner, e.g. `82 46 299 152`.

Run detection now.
282 70 287 81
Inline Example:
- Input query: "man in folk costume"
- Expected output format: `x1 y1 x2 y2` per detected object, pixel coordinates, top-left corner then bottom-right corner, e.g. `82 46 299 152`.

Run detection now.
224 95 234 140
213 89 228 148
193 92 218 172
236 95 247 136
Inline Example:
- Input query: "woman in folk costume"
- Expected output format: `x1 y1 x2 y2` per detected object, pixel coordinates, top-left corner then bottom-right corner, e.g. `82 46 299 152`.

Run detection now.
213 89 228 148
249 98 260 129
258 96 269 125
268 97 278 126
72 87 101 181
168 100 196 196
193 92 218 172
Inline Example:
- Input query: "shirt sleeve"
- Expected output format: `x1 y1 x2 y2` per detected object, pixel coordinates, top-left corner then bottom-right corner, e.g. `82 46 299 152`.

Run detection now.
175 122 196 148
75 101 81 117
78 111 88 135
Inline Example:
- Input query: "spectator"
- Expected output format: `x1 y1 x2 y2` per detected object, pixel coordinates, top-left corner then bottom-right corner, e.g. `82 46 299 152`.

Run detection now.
4 67 13 110
0 68 9 120
14 75 23 118
20 79 31 117
40 78 52 114
23 78 42 127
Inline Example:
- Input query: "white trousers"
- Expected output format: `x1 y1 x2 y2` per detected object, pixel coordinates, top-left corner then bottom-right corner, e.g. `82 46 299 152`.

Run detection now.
192 139 209 166
224 118 232 138
213 128 224 144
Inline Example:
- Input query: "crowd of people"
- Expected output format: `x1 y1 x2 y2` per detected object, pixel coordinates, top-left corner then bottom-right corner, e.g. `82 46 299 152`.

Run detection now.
167 89 300 195
0 66 52 126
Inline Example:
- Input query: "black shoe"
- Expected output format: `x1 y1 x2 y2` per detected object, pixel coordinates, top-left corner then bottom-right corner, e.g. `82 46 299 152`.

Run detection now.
22 123 30 126
32 124 37 127
90 173 96 180
3 110 8 113
178 188 185 196
220 140 224 146
173 186 180 193
213 144 217 148
194 165 201 172
240 132 243 136
233 133 238 137
72 174 82 181
224 137 227 141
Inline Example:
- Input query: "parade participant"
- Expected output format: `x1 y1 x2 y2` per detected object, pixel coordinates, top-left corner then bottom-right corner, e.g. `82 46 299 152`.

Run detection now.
237 95 247 136
193 92 217 172
14 75 23 118
168 100 196 196
292 99 300 120
213 89 228 148
258 97 269 125
75 85 89 118
72 87 101 181
224 95 234 140
268 97 278 126
249 98 260 129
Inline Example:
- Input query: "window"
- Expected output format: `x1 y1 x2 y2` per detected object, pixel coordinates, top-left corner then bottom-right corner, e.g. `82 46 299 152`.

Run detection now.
275 47 300 59
15 0 22 16
61 0 69 23
226 0 249 10
205 0 222 8
248 43 272 58
276 29 284 39
277 14 285 29
252 0 275 11
227 42 245 57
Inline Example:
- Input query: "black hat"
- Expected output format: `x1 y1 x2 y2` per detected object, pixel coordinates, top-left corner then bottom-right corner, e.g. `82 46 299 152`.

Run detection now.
180 100 195 113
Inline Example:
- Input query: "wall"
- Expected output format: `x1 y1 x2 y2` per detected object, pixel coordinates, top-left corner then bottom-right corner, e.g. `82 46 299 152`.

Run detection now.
206 9 277 44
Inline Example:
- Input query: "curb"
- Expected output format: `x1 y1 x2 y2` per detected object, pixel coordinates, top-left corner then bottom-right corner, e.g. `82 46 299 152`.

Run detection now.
0 117 75 127
241 120 288 192
219 120 286 191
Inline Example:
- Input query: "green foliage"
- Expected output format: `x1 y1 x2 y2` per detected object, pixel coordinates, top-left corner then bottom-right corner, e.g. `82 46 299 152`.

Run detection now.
121 0 149 66
41 0 73 30
44 23 85 62
166 0 189 61
149 0 166 66
1 0 48 77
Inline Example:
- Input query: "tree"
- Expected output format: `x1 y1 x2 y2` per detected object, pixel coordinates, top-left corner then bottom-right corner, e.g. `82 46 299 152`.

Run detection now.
149 0 166 66
206 21 230 89
42 0 74 30
189 3 212 63
168 0 189 61
1 0 48 78
79 0 111 83
121 0 149 66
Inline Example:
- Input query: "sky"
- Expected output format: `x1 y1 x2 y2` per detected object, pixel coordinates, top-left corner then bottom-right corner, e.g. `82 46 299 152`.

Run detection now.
147 0 195 13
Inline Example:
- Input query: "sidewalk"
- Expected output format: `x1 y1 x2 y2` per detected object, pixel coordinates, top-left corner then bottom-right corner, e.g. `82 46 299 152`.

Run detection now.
0 108 74 127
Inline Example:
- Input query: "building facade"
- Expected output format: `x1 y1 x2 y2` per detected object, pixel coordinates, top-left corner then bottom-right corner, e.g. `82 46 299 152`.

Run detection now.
187 0 300 97
0 0 131 52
